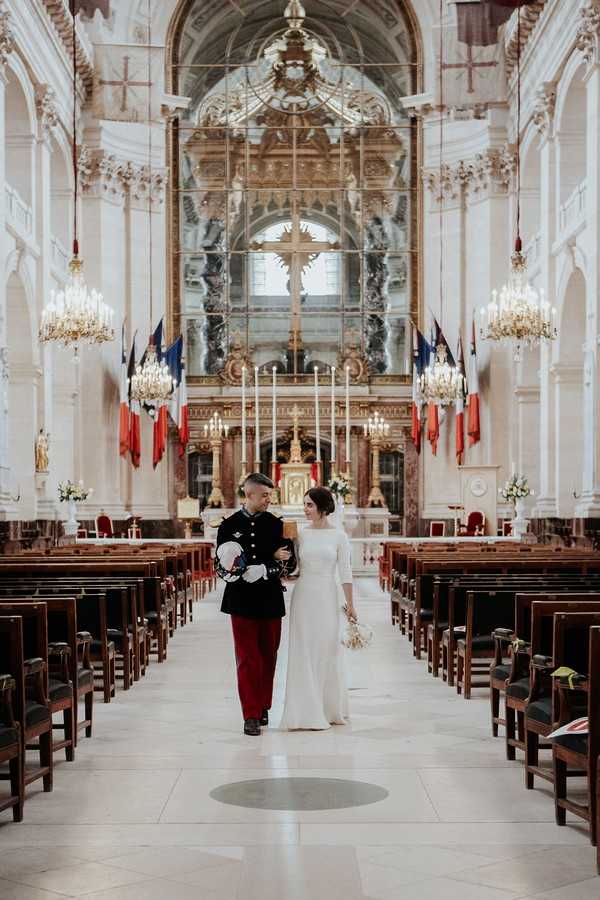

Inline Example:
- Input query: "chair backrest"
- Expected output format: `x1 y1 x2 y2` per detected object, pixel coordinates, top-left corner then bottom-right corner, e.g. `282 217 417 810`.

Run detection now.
96 514 113 538
467 510 485 531
502 520 513 536
429 521 446 537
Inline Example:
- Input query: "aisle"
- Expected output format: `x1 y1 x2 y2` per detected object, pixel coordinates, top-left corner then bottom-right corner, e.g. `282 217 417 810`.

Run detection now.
0 579 596 900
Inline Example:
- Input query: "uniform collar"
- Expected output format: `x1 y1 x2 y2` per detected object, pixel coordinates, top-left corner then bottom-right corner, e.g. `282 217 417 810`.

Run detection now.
241 506 263 519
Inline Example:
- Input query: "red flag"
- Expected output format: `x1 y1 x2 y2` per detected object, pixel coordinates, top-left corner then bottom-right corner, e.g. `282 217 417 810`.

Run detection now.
455 335 466 465
178 361 189 458
152 400 168 469
467 320 481 447
119 323 129 457
127 336 141 468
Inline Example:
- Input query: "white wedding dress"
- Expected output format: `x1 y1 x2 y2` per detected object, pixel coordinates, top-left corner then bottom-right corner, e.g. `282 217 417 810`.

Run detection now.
279 526 352 730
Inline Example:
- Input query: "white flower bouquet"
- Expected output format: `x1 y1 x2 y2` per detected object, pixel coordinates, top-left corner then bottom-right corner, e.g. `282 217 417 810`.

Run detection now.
341 618 374 651
499 474 533 502
328 472 351 499
58 480 93 502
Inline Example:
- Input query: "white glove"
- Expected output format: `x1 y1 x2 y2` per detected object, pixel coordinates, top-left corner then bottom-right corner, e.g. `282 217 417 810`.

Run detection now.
242 564 267 583
217 541 244 571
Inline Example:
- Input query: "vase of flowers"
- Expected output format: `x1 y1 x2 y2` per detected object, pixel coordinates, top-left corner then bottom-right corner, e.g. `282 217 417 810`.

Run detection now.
58 480 93 537
499 474 532 540
328 472 352 527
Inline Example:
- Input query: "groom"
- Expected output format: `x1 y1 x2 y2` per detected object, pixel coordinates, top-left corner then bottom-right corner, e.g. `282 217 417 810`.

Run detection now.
216 473 293 736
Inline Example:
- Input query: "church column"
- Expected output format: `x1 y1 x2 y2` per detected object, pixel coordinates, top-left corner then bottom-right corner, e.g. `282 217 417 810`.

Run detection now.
221 433 235 508
576 19 600 513
553 364 583 517
532 90 558 516
402 428 419 536
0 21 14 514
34 87 58 517
357 431 370 508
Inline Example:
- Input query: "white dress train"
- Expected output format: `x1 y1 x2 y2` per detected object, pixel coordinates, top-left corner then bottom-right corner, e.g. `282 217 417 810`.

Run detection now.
279 526 352 730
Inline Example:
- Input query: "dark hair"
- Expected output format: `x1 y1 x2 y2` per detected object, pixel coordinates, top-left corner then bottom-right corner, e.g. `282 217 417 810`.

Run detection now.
244 473 274 490
304 486 335 516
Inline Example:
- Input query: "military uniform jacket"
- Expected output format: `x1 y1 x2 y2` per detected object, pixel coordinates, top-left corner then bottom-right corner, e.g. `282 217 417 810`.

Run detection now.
217 509 295 619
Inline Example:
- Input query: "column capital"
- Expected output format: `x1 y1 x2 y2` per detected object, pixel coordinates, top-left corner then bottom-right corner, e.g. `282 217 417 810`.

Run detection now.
35 84 59 141
78 146 169 204
0 3 14 70
577 1 600 71
422 144 517 204
532 82 557 142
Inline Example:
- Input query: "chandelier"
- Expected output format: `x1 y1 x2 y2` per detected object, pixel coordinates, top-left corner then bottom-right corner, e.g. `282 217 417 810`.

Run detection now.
130 341 174 403
481 5 557 358
364 410 389 440
419 344 465 406
39 2 114 355
481 246 556 358
39 258 114 354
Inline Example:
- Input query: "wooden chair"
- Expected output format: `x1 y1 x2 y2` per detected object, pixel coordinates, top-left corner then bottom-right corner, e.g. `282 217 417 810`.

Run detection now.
95 512 114 539
552 620 600 844
0 615 53 795
456 590 514 699
0 672 23 821
429 521 446 537
0 601 75 764
459 510 485 537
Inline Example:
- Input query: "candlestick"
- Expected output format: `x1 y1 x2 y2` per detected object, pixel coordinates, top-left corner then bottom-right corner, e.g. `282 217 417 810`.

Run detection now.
241 365 247 465
345 364 350 468
254 366 260 472
272 366 277 468
331 366 336 464
314 366 321 463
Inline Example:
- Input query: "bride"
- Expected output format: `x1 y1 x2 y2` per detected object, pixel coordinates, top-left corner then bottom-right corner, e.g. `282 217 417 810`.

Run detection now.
280 486 357 731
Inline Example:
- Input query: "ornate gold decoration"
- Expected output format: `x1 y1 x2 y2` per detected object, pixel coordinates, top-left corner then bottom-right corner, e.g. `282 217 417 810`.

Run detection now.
220 331 253 386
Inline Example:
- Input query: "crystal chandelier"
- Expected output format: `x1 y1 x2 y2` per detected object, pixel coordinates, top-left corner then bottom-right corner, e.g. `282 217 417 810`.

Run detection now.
480 246 556 358
130 340 174 403
419 344 465 406
39 257 114 353
481 6 557 359
39 3 114 355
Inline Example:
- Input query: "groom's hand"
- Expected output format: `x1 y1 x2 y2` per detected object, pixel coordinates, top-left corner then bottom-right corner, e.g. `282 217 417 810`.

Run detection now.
274 546 292 562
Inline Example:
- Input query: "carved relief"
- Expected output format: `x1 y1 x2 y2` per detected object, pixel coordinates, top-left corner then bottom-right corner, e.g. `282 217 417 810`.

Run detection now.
532 82 557 138
577 1 600 67
0 3 14 68
35 84 58 137
78 147 168 202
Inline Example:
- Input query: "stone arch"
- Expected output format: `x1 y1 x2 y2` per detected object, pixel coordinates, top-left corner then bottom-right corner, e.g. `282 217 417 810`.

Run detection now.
5 55 37 207
554 56 586 209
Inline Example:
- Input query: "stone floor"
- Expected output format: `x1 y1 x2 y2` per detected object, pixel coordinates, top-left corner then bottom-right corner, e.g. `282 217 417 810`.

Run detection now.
0 578 597 899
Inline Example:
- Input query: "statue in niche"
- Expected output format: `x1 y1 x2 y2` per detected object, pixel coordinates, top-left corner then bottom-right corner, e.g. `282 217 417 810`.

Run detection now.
200 217 227 373
35 428 50 473
365 215 390 373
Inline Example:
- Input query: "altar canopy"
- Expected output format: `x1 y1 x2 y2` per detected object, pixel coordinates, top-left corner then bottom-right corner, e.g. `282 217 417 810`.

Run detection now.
175 0 418 379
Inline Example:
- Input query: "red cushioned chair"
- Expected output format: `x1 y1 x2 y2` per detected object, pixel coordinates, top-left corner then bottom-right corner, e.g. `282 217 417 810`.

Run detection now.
459 510 485 537
429 521 446 537
95 512 113 539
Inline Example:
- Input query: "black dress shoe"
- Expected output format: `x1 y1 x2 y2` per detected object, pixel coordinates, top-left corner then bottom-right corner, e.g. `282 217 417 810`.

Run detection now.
244 718 261 736
260 708 269 726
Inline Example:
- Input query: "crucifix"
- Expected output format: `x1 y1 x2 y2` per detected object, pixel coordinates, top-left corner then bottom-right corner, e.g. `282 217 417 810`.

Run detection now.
250 202 339 375
99 55 152 114
442 44 497 95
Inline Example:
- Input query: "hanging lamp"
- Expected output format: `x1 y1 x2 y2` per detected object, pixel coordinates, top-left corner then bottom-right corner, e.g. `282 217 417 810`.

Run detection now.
419 0 465 407
129 0 175 404
39 1 114 357
480 5 556 360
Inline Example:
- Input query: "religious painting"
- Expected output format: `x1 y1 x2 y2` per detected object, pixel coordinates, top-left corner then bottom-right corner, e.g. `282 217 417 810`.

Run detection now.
170 0 419 381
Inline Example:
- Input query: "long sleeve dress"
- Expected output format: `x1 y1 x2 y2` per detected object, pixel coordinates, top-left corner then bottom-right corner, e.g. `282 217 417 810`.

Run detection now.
279 526 352 730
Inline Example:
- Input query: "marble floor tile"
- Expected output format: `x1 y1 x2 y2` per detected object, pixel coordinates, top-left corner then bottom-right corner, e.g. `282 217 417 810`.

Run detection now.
0 581 596 899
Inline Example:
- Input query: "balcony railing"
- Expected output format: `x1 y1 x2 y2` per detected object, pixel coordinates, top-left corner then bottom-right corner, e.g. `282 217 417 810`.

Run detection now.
51 235 69 275
559 180 586 237
5 183 32 237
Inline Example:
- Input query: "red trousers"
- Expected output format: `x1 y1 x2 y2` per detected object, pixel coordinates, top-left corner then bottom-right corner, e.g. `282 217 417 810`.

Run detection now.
231 615 281 721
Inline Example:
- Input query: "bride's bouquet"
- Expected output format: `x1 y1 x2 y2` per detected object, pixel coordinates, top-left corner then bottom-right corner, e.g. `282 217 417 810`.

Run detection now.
341 615 373 651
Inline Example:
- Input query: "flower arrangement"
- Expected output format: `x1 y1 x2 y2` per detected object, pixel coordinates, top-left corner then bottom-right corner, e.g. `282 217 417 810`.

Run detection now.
499 474 533 502
58 480 93 502
341 618 374 651
328 472 351 499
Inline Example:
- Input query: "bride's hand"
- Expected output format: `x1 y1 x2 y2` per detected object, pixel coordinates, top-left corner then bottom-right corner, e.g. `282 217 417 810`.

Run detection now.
344 604 357 623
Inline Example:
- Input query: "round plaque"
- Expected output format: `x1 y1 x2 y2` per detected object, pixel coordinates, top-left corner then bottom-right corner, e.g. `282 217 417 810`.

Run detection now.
469 476 488 498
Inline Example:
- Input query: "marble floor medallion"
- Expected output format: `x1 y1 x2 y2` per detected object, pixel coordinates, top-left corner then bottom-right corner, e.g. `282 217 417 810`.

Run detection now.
210 777 389 811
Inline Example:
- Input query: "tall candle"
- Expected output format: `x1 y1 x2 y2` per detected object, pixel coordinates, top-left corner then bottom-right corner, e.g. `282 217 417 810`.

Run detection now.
254 366 260 471
331 366 336 464
241 366 247 464
272 366 277 466
314 366 321 463
345 365 351 467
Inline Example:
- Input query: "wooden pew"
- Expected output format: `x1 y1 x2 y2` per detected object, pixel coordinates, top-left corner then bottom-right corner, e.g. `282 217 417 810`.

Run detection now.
552 619 600 844
0 667 23 821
